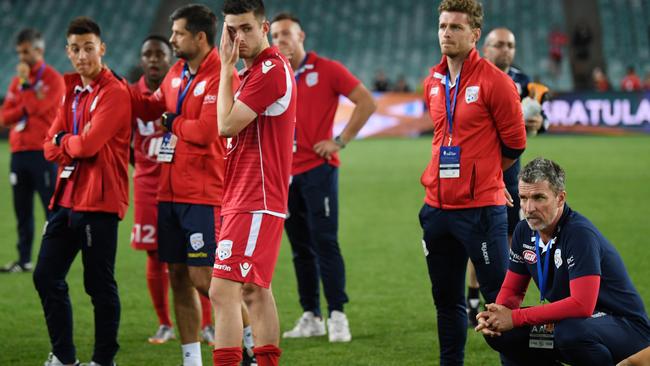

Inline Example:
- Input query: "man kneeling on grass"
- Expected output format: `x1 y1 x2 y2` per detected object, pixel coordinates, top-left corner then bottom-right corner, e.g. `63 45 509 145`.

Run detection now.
476 157 650 366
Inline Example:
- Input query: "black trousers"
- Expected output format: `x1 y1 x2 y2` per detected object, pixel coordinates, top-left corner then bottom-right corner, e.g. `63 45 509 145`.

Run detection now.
10 150 56 264
33 207 120 365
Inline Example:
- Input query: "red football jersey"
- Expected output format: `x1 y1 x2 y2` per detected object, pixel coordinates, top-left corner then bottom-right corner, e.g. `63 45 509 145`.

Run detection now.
292 52 359 175
130 77 164 204
221 46 297 218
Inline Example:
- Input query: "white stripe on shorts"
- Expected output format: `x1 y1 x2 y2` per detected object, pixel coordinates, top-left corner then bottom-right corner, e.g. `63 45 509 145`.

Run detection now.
245 213 263 257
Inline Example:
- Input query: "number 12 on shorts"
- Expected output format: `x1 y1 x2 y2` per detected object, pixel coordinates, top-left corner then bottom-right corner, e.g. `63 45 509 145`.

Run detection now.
132 224 156 244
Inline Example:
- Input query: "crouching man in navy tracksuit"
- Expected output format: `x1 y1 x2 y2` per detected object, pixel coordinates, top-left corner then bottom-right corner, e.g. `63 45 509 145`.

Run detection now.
476 158 650 366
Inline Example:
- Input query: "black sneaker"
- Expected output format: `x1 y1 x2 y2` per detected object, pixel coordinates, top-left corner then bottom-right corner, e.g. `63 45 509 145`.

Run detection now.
0 261 33 273
241 348 257 366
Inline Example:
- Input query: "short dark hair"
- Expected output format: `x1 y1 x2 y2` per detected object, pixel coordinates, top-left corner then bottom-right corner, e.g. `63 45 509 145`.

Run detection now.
142 34 172 53
67 16 101 37
271 12 301 27
519 157 566 194
222 0 266 20
170 4 217 47
16 28 45 49
438 0 484 30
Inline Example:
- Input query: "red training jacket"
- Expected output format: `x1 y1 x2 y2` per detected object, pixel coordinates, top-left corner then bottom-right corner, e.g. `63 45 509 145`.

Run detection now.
421 48 526 209
2 60 65 152
44 68 131 219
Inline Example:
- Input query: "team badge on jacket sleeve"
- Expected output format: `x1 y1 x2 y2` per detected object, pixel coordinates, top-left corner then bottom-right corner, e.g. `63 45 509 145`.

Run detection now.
306 72 318 87
554 248 563 268
465 86 479 103
217 240 233 260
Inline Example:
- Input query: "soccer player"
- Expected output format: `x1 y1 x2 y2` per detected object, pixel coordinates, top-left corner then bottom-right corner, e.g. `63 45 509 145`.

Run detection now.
269 12 376 342
129 35 216 346
0 28 64 273
465 26 550 326
35 16 131 366
476 158 650 366
211 0 296 365
128 5 249 366
418 1 526 364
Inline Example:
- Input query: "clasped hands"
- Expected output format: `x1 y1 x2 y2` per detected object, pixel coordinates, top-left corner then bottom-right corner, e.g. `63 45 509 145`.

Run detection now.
474 303 514 337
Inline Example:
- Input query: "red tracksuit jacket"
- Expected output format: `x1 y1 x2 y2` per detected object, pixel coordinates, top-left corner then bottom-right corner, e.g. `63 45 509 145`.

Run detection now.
2 60 65 153
421 48 526 209
130 48 239 206
44 68 131 219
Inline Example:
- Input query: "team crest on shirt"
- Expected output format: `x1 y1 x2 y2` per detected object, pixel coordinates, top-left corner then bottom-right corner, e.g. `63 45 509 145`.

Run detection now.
217 240 233 260
190 233 205 251
171 77 181 88
193 80 206 96
430 86 439 96
306 72 318 87
523 249 537 264
554 248 563 268
90 96 99 112
465 86 479 103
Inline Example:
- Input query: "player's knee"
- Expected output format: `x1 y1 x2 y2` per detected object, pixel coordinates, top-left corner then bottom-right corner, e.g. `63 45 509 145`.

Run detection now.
554 319 588 350
167 264 191 291
33 264 52 293
188 266 211 295
210 278 242 308
242 283 265 307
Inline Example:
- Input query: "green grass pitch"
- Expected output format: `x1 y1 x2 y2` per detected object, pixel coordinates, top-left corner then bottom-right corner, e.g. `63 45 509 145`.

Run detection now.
0 135 648 365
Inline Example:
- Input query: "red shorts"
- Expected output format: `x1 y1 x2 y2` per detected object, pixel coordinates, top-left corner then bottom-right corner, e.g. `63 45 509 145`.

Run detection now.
212 212 284 288
130 201 158 250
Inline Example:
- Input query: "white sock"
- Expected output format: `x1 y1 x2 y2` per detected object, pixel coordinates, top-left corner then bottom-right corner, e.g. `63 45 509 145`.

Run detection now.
243 325 255 350
182 342 202 366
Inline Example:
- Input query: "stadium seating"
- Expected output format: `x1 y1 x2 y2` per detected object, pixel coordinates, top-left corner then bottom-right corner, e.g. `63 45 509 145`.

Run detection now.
0 0 160 89
598 0 650 87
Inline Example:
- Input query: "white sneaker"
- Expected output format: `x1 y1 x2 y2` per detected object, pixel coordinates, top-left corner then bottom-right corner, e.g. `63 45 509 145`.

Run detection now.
44 352 79 366
148 325 176 344
327 311 351 342
200 325 215 346
282 311 326 338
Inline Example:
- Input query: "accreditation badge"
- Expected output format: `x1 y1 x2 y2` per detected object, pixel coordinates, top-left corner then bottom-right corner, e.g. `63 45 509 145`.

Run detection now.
529 323 554 349
439 146 460 178
157 133 177 163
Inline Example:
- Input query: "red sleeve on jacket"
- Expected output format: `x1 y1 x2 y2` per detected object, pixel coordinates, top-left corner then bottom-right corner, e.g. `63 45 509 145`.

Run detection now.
61 85 131 158
511 275 600 327
43 99 73 166
172 69 240 146
20 69 65 117
487 71 527 156
496 270 531 309
130 84 166 122
1 80 26 125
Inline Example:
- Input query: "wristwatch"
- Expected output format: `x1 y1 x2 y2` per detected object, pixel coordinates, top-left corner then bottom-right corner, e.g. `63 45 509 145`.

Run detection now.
334 135 346 149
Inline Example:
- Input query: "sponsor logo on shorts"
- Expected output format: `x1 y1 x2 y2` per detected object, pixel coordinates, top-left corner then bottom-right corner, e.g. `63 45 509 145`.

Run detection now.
523 249 537 264
190 233 205 251
240 262 252 277
217 240 233 260
188 252 207 258
214 263 231 272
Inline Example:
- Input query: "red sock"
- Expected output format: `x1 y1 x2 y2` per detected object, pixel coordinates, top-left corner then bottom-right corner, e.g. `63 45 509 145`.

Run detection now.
253 345 282 366
212 347 242 366
200 293 213 328
146 251 172 326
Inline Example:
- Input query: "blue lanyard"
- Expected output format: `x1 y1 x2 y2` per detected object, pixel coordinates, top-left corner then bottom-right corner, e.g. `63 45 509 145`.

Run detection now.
444 69 461 141
34 63 46 85
294 55 309 82
176 64 195 114
534 233 554 303
72 93 81 135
